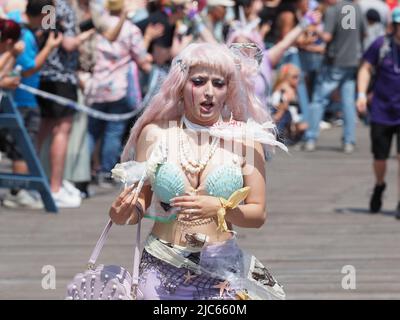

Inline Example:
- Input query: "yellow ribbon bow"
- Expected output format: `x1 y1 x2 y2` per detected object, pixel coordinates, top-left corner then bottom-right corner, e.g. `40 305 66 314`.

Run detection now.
217 186 251 232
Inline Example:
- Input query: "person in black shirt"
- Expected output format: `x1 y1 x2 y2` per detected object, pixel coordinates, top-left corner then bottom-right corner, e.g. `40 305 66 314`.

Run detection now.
136 0 187 66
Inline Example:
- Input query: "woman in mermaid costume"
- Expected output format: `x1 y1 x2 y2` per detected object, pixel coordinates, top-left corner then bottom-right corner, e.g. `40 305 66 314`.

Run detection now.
109 42 287 300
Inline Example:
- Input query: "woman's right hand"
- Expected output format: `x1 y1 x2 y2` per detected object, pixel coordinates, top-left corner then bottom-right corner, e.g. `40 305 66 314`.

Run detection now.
109 184 140 225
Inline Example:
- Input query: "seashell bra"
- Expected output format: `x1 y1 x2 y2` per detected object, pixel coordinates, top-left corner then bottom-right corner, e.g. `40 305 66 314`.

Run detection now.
152 161 244 204
147 133 244 222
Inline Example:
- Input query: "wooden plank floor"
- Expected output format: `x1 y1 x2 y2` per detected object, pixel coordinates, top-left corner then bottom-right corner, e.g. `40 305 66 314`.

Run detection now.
1 122 399 300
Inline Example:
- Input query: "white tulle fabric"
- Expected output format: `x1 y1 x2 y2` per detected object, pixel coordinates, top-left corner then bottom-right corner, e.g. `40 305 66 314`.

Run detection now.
111 138 166 186
209 118 288 153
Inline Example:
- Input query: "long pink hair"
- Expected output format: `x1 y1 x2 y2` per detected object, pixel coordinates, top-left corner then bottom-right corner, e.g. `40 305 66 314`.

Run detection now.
121 42 274 161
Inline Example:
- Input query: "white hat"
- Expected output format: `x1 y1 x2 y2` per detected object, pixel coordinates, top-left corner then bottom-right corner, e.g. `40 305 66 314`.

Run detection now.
207 0 235 7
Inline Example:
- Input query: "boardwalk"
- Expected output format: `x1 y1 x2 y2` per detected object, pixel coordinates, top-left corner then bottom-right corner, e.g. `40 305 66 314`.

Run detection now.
1 123 399 300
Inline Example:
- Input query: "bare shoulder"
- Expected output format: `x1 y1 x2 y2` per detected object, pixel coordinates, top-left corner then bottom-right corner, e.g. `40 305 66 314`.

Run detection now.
139 121 167 142
140 120 176 137
242 139 264 159
136 120 178 157
230 139 264 168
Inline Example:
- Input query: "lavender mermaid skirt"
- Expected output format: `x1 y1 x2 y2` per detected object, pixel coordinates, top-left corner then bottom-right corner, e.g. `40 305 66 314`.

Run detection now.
138 235 285 300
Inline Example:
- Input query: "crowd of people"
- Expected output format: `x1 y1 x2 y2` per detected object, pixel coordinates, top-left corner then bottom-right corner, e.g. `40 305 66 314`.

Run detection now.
0 0 399 220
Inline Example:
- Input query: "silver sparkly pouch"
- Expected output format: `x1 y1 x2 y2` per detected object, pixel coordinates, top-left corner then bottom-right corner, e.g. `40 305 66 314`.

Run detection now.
65 265 137 300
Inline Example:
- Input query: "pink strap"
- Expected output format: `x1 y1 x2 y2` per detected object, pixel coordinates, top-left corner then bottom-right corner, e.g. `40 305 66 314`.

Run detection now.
131 216 141 289
88 219 113 267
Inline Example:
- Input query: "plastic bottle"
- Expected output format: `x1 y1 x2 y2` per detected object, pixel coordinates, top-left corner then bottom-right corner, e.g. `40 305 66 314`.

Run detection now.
10 65 23 78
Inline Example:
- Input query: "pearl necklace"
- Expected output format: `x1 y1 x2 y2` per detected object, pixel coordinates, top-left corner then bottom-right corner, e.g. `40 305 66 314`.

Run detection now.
179 117 219 175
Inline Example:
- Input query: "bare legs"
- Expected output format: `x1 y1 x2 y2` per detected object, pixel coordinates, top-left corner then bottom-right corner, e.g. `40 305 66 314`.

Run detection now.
373 160 386 186
397 156 400 219
37 116 73 193
373 157 400 198
371 156 400 217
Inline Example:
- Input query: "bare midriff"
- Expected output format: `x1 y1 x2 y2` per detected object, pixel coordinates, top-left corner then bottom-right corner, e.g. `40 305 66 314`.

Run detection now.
151 220 234 247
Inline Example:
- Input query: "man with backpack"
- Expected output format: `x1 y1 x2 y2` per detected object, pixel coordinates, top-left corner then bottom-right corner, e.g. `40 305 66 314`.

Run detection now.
357 7 400 219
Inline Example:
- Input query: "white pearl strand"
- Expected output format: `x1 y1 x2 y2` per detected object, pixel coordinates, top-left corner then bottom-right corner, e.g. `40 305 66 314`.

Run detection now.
179 117 219 175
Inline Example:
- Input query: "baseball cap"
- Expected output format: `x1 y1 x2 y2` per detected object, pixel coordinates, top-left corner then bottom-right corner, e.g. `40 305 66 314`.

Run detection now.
392 7 400 23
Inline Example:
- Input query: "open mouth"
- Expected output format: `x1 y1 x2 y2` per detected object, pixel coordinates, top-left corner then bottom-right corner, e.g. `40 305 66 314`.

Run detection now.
200 101 214 113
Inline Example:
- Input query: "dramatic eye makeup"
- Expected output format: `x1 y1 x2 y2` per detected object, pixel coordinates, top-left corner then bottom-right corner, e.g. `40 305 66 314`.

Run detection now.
191 76 206 86
190 76 226 88
212 79 226 88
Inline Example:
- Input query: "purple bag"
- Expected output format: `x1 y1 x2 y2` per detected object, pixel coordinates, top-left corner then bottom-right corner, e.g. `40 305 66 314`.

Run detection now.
65 219 143 300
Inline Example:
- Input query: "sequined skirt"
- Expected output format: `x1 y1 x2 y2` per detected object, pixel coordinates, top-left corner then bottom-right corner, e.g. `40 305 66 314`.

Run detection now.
138 235 286 300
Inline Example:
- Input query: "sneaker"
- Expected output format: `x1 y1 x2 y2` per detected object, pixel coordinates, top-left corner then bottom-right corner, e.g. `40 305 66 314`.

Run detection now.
343 143 354 154
52 187 82 209
396 202 400 220
3 189 44 209
369 183 386 213
304 140 316 152
62 180 82 198
319 121 332 130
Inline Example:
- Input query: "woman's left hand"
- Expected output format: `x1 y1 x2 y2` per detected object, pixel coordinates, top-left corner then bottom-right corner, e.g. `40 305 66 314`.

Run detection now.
170 195 221 220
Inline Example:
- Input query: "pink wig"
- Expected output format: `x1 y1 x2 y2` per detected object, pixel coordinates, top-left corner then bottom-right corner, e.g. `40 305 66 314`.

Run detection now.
121 42 273 161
